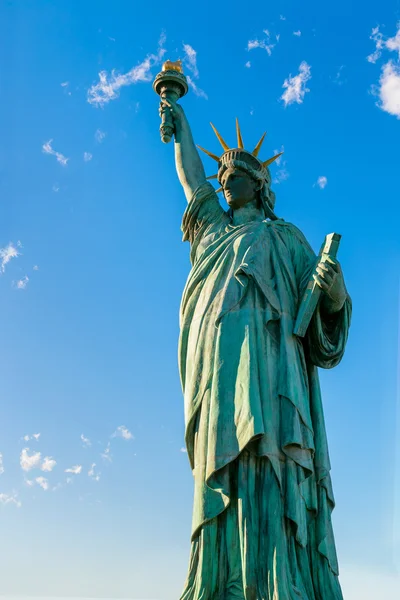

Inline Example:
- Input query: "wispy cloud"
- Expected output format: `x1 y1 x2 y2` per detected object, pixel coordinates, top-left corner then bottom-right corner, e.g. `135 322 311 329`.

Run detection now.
41 456 57 472
95 129 106 143
88 33 166 106
42 140 69 166
245 61 251 68
314 176 328 189
83 152 93 162
180 447 187 453
1 242 21 273
52 184 60 193
65 465 82 475
182 43 199 78
0 453 4 475
20 448 42 471
187 76 208 99
247 30 277 56
35 476 49 491
272 146 289 184
33 265 39 271
23 433 41 442
280 15 286 21
112 425 134 441
14 276 29 290
182 44 208 100
0 492 21 508
101 442 112 462
367 24 400 63
281 61 311 106
88 463 101 482
332 65 346 86
293 31 302 37
81 434 91 448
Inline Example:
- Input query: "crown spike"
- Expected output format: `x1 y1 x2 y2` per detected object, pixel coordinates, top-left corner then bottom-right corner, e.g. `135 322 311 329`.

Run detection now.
262 152 283 168
252 132 267 157
206 174 219 180
197 145 220 162
215 187 223 194
236 118 244 149
210 123 230 152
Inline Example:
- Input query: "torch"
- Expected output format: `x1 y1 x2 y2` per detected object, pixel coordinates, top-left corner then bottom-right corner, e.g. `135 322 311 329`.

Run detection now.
153 60 189 143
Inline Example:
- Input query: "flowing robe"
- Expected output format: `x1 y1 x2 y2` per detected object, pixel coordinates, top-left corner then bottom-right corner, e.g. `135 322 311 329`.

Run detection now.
178 183 352 600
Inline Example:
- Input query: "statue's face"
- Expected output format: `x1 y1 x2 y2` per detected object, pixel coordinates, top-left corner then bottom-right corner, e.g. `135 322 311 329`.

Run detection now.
221 167 259 210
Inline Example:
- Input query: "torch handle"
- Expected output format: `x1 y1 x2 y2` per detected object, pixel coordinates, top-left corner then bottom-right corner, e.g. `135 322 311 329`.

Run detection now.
160 88 179 144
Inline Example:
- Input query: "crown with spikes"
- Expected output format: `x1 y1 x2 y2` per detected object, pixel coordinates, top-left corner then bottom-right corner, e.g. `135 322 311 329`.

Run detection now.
197 119 283 193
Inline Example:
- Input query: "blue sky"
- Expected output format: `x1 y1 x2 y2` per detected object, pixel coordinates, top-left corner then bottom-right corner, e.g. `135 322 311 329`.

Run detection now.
1 0 400 598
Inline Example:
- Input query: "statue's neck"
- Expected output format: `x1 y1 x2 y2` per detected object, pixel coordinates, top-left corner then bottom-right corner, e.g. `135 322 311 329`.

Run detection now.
231 200 264 226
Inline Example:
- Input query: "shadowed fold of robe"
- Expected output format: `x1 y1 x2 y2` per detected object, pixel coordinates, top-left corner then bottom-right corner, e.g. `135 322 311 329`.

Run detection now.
178 183 352 600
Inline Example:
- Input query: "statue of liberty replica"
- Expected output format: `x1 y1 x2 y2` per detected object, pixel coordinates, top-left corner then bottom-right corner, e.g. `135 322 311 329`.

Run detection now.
153 61 352 600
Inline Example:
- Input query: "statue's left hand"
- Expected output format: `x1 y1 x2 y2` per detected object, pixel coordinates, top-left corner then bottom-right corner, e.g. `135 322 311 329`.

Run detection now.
313 256 348 314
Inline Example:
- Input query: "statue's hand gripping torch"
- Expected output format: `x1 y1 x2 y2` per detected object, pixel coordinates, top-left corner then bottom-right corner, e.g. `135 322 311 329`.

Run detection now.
153 60 189 143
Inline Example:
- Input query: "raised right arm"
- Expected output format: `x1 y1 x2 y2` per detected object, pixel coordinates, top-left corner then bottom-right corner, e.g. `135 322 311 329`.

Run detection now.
161 99 208 202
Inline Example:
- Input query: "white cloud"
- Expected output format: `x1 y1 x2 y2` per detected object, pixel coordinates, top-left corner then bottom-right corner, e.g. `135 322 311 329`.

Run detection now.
367 25 386 63
386 25 400 59
247 30 276 56
81 434 91 447
180 447 187 453
14 276 29 290
0 492 21 508
281 61 311 106
61 81 69 87
25 479 34 487
273 168 290 184
376 60 400 118
293 31 302 37
112 425 134 440
187 76 208 99
0 242 21 273
367 24 400 63
332 65 346 86
83 152 93 162
41 456 56 472
42 140 69 166
20 448 41 471
315 176 328 189
182 43 199 78
273 146 285 166
272 147 288 184
101 442 112 462
88 463 101 482
23 433 41 442
33 265 39 271
35 476 49 491
52 184 60 192
245 61 251 68
88 33 166 106
280 15 286 20
95 129 106 143
65 465 82 474
0 453 4 475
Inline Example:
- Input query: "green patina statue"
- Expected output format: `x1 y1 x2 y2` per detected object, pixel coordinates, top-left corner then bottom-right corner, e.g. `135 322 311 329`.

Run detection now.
154 62 352 600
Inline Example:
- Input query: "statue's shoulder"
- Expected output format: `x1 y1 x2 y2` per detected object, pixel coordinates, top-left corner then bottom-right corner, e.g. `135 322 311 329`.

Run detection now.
267 219 315 256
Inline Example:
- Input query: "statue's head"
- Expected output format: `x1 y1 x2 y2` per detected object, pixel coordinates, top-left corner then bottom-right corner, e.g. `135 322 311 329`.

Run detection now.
220 166 262 210
198 120 282 219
